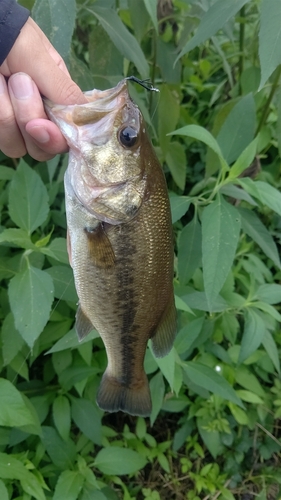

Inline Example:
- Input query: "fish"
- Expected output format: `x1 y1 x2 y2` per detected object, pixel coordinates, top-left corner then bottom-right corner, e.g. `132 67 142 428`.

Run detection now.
44 78 177 417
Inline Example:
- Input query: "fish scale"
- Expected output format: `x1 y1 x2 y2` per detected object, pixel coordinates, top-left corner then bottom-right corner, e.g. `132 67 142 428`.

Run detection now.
45 79 177 416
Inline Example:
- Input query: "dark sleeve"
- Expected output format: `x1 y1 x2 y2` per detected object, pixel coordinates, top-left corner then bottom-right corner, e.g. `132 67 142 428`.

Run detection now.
0 0 30 65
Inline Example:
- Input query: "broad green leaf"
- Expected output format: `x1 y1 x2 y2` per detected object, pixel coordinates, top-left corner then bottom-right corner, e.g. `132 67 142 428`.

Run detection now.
253 180 281 217
182 291 228 312
235 366 265 397
220 184 257 206
88 7 149 78
143 0 158 31
42 237 69 264
228 137 258 180
174 317 205 355
0 454 45 500
95 447 146 475
2 313 25 366
88 25 123 89
157 39 181 84
197 418 224 459
262 330 280 374
42 426 77 470
253 301 281 322
0 228 35 249
178 214 202 285
0 378 37 428
238 309 266 364
228 403 249 425
45 265 77 302
128 0 149 42
176 0 250 60
53 395 71 441
46 328 100 354
9 266 54 347
32 0 76 58
166 142 186 190
237 207 281 268
202 196 241 310
149 371 165 426
217 94 256 164
8 160 49 234
256 284 281 305
175 295 194 314
53 470 84 500
183 362 243 407
169 125 228 170
169 195 191 224
259 0 281 89
0 480 8 500
151 346 175 390
71 398 102 445
235 390 263 404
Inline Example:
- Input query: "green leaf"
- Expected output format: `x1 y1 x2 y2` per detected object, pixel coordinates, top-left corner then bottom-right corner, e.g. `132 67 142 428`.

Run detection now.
259 0 281 89
143 0 158 31
0 480 9 500
8 159 49 235
217 94 256 164
237 207 281 268
159 85 180 155
235 390 263 404
151 346 175 391
166 142 186 190
169 196 191 224
89 6 149 78
183 362 243 407
150 371 165 426
253 180 281 217
53 471 84 500
53 395 71 441
95 447 147 475
228 403 249 425
45 265 77 302
42 426 77 470
88 25 123 89
0 453 45 500
220 184 257 206
256 284 281 304
178 214 202 285
32 0 76 58
238 309 266 364
182 291 228 312
174 317 205 355
169 125 228 170
2 313 25 366
9 266 54 347
46 328 99 354
176 0 250 60
202 196 241 310
0 378 37 428
228 137 258 180
42 237 69 264
0 228 35 249
71 397 102 445
0 165 14 180
262 330 280 374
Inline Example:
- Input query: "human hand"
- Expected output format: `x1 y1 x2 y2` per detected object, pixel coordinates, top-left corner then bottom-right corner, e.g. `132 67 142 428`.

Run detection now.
0 17 87 161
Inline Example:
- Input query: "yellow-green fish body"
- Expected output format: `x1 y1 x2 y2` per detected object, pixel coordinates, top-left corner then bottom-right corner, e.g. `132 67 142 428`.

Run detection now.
45 80 177 416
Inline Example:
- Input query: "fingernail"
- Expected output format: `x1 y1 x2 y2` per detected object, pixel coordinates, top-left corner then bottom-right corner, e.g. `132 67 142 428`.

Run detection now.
9 73 34 99
28 126 50 144
0 75 6 95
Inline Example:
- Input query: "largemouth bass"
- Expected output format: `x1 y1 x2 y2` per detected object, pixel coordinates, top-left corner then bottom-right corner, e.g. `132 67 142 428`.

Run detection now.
45 79 177 417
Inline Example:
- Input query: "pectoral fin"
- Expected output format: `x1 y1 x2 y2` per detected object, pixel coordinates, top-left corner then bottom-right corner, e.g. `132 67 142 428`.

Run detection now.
151 294 177 358
84 223 115 269
75 304 94 341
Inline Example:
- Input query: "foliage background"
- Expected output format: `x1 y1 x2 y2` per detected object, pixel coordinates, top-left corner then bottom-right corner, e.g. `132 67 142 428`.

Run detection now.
0 0 281 498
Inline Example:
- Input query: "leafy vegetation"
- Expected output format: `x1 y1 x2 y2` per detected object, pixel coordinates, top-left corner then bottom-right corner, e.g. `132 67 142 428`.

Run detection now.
0 0 281 498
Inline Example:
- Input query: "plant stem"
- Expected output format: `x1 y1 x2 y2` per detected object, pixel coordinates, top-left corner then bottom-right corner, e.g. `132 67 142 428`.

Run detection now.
256 65 281 135
239 6 245 94
149 31 157 114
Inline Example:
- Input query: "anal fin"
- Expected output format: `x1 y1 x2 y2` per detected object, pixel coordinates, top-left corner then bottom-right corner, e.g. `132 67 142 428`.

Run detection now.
151 294 177 358
75 304 94 341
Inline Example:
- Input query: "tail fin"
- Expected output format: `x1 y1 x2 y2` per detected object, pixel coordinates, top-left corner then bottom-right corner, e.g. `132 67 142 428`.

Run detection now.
96 371 151 417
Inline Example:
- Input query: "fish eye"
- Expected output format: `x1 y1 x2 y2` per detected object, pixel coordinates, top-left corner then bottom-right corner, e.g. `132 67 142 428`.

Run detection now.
118 126 138 148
